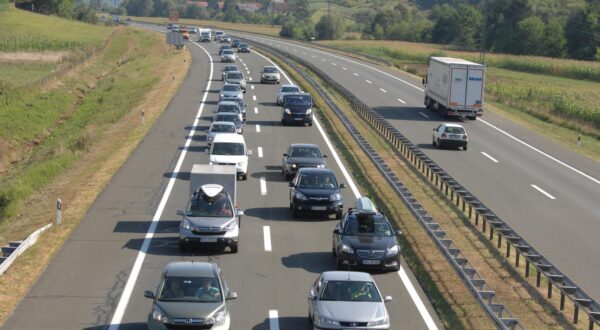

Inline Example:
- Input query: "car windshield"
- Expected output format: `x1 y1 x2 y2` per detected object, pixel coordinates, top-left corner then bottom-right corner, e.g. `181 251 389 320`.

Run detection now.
284 95 311 106
159 276 223 302
212 142 245 156
264 67 278 73
224 66 238 72
211 124 236 133
218 104 240 113
240 44 248 48
223 85 241 92
290 147 321 158
320 280 381 302
297 172 337 189
223 50 234 55
444 126 465 134
188 190 234 218
343 216 393 236
215 114 241 124
227 72 243 79
281 86 300 93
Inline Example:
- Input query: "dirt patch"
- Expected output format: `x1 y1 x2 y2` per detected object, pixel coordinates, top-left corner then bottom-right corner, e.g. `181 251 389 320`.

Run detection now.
0 51 69 63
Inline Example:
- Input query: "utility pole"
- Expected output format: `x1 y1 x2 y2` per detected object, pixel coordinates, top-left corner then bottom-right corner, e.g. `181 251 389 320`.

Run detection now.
271 0 275 27
480 0 488 63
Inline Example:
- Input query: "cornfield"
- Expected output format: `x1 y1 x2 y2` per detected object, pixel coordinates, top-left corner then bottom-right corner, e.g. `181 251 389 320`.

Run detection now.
0 37 83 52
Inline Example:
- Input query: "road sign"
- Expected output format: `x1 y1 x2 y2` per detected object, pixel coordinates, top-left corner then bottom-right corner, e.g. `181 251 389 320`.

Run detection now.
166 32 184 46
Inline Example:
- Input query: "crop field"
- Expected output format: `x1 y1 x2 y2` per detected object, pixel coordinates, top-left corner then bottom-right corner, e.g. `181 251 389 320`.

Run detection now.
0 62 57 87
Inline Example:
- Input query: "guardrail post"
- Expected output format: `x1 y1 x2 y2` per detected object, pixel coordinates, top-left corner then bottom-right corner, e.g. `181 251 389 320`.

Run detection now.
506 242 510 257
537 270 541 287
574 305 579 324
482 218 487 233
525 260 530 277
489 226 494 240
497 234 502 248
516 252 520 267
548 282 553 298
560 292 566 310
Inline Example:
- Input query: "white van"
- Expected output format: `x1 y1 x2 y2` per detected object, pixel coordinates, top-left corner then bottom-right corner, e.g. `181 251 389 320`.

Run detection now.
209 133 251 180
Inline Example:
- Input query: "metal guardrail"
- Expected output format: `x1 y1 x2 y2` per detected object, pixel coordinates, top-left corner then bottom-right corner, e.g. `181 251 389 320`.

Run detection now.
0 223 52 276
248 42 523 330
247 40 600 330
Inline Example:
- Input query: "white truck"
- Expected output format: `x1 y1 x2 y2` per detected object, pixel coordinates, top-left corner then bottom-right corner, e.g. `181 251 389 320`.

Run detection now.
177 164 243 253
423 57 485 120
200 28 212 42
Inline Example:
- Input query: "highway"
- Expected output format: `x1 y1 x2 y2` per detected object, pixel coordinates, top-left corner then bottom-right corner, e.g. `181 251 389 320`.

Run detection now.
3 33 441 329
228 32 600 301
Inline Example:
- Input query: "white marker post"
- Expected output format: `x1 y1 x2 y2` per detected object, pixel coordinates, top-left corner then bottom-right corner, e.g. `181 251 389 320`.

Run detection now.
56 199 62 225
577 135 581 147
141 110 145 125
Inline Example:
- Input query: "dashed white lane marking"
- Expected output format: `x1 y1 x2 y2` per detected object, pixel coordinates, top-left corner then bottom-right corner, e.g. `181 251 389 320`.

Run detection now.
380 88 387 93
398 267 439 330
268 310 279 330
258 147 263 158
397 98 406 104
531 184 556 200
311 55 316 58
256 124 261 133
418 112 429 119
254 107 258 114
481 152 499 163
321 58 326 62
253 95 257 101
353 73 359 77
342 67 347 71
246 70 250 74
263 226 272 251
366 80 372 84
251 85 255 90
331 62 337 66
249 77 253 81
260 177 267 196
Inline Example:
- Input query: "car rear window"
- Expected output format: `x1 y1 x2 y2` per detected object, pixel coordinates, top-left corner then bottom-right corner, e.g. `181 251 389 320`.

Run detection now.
282 86 300 93
217 104 240 112
227 72 243 79
223 85 241 92
444 127 465 134
212 124 236 133
284 95 311 106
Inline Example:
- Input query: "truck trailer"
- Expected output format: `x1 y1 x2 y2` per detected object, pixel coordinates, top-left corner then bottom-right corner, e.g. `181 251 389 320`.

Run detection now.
423 57 485 120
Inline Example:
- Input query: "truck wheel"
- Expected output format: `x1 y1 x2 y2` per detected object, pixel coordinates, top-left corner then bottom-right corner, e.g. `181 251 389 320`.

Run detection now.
332 246 337 257
336 257 344 270
230 242 238 253
432 138 437 148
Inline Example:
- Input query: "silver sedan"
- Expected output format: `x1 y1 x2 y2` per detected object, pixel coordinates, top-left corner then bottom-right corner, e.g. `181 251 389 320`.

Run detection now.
308 271 392 329
219 83 243 100
276 84 301 105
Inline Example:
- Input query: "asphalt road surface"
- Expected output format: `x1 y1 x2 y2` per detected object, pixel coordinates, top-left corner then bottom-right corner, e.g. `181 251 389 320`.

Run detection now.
3 31 441 330
228 32 600 301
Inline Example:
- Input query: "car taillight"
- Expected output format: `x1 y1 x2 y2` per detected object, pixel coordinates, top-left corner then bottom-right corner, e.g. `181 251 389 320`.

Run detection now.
441 133 447 138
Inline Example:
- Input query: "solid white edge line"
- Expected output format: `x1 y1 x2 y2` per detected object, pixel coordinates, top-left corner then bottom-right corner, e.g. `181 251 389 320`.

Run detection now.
256 124 261 133
260 177 267 196
399 267 439 330
418 112 429 119
268 310 279 330
479 119 600 186
252 46 437 330
107 41 213 330
531 184 556 200
258 146 263 158
481 152 499 163
263 226 272 251
397 98 406 104
254 107 258 114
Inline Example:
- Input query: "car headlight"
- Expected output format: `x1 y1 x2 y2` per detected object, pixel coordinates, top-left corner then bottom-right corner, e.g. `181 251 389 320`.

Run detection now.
341 243 354 254
317 164 326 168
291 164 297 168
181 219 192 230
306 108 312 115
208 136 214 141
295 191 307 200
209 161 214 165
387 244 399 256
220 94 225 98
317 316 340 326
240 80 246 86
284 108 291 115
237 162 245 167
152 307 170 323
206 308 227 325
236 127 242 133
329 193 341 201
368 317 389 326
225 220 237 231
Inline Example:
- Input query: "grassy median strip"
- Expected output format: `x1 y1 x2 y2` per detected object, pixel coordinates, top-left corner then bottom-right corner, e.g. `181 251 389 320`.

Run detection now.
0 25 191 324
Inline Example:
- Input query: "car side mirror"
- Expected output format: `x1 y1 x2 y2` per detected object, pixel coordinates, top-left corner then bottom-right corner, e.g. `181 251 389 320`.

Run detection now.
333 228 340 235
247 150 252 155
283 153 288 156
236 210 244 217
308 293 316 300
176 209 185 216
288 182 295 187
433 128 436 131
339 183 346 188
422 78 426 85
226 291 238 300
384 296 393 302
323 155 327 158
144 290 155 299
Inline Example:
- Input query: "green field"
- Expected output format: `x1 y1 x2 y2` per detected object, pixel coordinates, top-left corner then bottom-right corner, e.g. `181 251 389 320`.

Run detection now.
0 62 57 87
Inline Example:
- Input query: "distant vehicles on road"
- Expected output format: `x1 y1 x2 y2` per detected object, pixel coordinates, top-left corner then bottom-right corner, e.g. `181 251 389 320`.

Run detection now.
260 65 281 84
238 43 251 53
432 123 468 150
281 93 313 126
282 143 327 180
289 168 345 219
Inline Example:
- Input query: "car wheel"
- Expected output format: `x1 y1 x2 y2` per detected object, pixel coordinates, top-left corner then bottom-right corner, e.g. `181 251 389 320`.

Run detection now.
335 209 342 220
432 138 437 148
332 245 336 257
463 144 468 151
179 241 188 252
308 121 313 127
336 257 344 270
230 242 238 253
242 173 247 180
292 207 300 219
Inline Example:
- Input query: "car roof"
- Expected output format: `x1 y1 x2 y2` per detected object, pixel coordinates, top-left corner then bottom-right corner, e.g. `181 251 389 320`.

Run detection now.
290 143 320 149
213 133 245 143
298 167 334 174
442 123 465 128
165 261 217 278
218 100 240 105
211 121 236 126
280 84 299 89
263 65 277 69
226 71 243 76
321 271 373 282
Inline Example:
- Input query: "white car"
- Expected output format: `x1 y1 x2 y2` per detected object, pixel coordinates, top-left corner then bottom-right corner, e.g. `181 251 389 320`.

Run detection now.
261 66 280 84
221 49 236 63
209 133 251 180
432 123 468 150
276 84 301 105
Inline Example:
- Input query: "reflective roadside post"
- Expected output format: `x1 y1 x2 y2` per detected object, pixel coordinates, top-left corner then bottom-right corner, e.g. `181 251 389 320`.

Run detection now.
56 198 62 225
577 135 581 147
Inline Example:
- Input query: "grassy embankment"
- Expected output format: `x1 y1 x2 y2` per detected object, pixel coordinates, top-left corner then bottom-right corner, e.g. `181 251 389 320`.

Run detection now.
318 40 600 163
0 8 190 323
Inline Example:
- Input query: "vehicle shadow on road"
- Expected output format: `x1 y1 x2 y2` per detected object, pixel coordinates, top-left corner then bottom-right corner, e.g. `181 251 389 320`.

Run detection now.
191 134 207 143
251 317 312 330
258 101 278 107
163 171 190 181
372 106 440 122
113 220 180 234
281 251 333 274
251 170 286 183
415 143 437 150
122 236 231 257
184 125 210 131
178 145 207 153
245 119 279 126
83 323 147 330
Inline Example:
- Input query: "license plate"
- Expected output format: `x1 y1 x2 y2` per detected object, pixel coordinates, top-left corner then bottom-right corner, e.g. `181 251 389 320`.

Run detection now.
200 237 218 243
362 259 380 265
294 117 304 121
449 134 460 139
311 206 327 211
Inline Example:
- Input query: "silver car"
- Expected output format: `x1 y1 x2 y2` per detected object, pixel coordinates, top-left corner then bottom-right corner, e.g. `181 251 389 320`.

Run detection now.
308 271 392 329
207 121 237 146
261 65 281 84
224 71 247 92
219 83 243 100
221 49 236 63
221 65 239 81
276 84 301 105
215 101 243 122
144 261 237 330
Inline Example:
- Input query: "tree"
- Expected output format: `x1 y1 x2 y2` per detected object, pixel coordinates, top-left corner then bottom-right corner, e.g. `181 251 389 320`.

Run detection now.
315 14 345 40
513 16 545 54
431 4 481 49
486 0 533 52
125 0 153 16
288 0 311 20
565 7 599 60
541 17 566 57
74 3 98 23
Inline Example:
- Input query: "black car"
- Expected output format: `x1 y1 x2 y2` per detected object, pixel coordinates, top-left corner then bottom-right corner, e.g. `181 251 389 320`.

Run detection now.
282 144 327 180
232 39 241 47
219 97 247 121
282 93 313 126
332 197 402 271
238 43 251 53
289 168 345 219
218 44 232 55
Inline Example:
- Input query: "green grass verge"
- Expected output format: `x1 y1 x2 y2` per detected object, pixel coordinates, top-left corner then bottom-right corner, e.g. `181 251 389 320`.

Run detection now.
0 62 57 87
0 28 162 221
